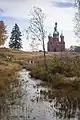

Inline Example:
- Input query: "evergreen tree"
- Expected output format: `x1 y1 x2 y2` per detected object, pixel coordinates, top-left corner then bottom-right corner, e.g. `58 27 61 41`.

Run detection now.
9 23 22 49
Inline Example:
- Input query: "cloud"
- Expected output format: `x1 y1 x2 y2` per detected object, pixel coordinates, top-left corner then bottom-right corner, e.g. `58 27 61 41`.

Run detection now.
0 0 76 50
52 1 74 8
0 8 3 14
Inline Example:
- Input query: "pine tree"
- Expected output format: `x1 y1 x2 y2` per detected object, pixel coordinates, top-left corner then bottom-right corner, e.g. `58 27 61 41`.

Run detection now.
9 23 22 49
0 21 7 46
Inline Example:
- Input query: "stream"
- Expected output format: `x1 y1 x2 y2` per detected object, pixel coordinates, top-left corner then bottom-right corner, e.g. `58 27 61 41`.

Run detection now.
0 69 80 120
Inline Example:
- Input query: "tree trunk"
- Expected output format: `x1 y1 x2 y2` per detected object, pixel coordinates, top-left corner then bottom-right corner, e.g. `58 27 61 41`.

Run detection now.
42 38 47 71
61 50 62 60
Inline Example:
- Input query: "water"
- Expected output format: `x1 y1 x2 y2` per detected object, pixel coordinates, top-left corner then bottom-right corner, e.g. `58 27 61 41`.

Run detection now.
0 69 80 120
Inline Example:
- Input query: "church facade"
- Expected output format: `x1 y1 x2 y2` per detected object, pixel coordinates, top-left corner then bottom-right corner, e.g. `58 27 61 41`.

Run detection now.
47 22 65 52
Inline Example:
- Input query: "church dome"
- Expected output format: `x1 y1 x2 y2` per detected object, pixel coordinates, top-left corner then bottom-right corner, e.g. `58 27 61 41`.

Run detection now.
53 22 59 35
48 33 51 36
60 32 64 37
53 31 59 35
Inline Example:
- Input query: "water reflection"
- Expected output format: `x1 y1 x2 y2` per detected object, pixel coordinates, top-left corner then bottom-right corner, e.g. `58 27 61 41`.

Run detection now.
54 96 79 119
0 72 24 120
40 89 80 120
0 69 80 120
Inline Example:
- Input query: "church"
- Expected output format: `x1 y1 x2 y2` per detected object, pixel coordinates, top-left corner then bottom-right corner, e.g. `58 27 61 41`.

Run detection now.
47 22 65 52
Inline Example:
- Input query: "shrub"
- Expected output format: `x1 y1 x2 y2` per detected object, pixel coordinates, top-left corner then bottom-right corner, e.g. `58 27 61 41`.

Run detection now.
49 57 65 74
51 73 65 89
30 66 49 81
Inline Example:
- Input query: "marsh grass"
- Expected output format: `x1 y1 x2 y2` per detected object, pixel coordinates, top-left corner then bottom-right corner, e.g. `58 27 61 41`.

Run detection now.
29 56 80 100
0 48 80 98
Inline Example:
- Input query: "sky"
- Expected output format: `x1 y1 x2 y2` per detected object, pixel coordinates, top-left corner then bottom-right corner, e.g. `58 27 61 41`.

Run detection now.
0 0 79 51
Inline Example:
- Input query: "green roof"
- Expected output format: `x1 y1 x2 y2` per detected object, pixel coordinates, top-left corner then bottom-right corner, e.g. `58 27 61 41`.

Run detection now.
53 31 59 35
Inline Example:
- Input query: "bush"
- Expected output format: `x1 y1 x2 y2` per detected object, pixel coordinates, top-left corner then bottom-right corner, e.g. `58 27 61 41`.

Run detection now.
29 56 80 91
49 57 65 74
51 73 65 89
30 67 49 81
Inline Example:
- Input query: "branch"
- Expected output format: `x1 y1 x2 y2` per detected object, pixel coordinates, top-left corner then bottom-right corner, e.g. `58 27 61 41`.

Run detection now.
29 26 41 41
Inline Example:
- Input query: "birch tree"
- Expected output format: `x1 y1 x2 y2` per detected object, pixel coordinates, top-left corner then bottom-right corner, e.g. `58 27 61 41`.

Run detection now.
28 7 47 70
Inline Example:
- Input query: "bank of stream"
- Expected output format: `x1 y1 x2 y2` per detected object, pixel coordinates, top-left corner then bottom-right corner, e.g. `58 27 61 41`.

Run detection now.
1 69 80 120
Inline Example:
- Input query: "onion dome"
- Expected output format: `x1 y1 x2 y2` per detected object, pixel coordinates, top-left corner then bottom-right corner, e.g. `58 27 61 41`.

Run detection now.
60 32 64 37
48 33 52 37
53 22 59 35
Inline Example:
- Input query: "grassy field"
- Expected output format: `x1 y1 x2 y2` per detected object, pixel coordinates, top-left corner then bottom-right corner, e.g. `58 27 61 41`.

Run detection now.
0 48 80 61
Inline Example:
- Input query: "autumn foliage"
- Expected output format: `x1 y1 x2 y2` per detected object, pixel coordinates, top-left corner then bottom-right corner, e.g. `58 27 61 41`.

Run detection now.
0 21 7 46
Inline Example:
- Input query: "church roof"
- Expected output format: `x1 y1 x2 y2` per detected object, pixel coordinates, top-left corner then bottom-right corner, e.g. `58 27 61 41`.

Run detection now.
60 33 64 37
53 31 59 35
48 33 52 37
53 22 59 35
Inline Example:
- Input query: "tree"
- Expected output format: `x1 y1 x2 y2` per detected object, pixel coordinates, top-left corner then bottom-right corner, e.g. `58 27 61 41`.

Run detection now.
27 6 47 70
74 0 80 42
69 45 75 51
74 46 80 52
69 45 80 52
9 23 22 49
0 21 7 46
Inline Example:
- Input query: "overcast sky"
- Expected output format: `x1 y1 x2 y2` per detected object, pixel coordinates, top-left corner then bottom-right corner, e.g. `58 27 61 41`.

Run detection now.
0 0 78 51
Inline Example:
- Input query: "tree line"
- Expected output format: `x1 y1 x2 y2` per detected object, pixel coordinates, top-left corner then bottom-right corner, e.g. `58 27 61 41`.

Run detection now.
0 21 22 49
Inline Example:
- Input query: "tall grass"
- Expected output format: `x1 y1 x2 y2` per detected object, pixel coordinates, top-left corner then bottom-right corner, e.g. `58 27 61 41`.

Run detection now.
0 63 19 92
29 56 80 90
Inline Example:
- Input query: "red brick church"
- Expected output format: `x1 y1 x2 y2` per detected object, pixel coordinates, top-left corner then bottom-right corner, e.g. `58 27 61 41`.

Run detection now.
47 22 65 52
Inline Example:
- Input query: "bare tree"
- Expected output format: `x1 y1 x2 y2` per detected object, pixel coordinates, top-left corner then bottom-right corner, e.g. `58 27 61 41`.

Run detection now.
27 6 47 70
30 38 40 51
74 0 80 43
75 0 80 6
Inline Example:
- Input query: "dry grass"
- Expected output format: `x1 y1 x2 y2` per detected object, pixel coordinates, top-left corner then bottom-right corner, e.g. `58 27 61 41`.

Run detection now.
0 48 80 61
0 47 80 92
0 48 21 92
0 48 43 61
0 63 19 91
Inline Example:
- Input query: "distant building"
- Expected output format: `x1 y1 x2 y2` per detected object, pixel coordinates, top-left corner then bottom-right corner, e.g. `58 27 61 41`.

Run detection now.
47 22 65 52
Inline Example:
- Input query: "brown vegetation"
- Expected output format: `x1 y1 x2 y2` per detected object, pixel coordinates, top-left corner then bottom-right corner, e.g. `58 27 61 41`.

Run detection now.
0 47 80 94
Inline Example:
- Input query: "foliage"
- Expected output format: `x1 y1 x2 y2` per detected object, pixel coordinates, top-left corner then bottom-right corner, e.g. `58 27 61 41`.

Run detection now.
74 46 80 52
49 57 64 74
29 56 80 88
9 23 22 49
69 45 75 51
70 45 80 52
30 66 49 81
0 21 7 46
